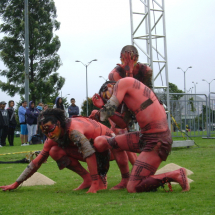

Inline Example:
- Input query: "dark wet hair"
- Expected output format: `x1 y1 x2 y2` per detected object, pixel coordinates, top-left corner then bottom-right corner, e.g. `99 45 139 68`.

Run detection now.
38 108 66 129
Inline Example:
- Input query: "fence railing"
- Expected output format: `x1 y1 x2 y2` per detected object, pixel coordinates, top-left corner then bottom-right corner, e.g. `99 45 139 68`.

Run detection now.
165 93 215 138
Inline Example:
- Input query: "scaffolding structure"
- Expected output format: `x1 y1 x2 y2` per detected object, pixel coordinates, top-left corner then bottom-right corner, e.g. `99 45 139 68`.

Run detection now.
129 0 171 128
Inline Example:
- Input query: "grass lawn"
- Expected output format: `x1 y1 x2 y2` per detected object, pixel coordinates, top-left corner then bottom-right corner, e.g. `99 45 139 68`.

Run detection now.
0 136 214 215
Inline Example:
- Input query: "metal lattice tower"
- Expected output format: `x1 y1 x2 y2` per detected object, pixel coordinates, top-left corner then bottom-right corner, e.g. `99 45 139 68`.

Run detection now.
129 0 171 128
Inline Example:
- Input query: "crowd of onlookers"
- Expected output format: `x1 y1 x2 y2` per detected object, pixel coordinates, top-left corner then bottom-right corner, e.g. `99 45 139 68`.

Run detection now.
0 97 79 147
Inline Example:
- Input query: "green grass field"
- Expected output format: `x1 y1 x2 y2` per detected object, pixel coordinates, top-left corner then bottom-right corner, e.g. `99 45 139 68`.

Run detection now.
0 136 214 215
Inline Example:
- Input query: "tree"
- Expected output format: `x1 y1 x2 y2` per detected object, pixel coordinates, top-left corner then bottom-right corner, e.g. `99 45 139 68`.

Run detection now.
188 97 196 112
168 82 184 100
0 0 65 103
157 82 184 130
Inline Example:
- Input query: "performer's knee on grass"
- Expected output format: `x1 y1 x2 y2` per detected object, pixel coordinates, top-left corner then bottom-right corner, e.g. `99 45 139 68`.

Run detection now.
126 182 137 193
135 177 160 192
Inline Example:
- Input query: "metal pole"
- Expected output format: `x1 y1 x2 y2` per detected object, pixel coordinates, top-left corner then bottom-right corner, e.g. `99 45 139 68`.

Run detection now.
129 0 134 45
162 0 171 129
177 66 192 131
147 0 154 86
208 83 210 137
202 79 215 137
24 0 29 104
184 71 187 132
75 59 97 116
86 65 88 116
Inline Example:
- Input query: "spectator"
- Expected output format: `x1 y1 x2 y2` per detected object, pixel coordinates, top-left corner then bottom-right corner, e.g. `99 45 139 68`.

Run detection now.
7 100 17 146
0 101 9 146
18 101 28 146
53 97 67 116
36 102 43 112
26 101 39 143
68 98 79 118
40 104 49 143
36 102 44 144
0 103 3 147
43 104 48 111
53 97 65 110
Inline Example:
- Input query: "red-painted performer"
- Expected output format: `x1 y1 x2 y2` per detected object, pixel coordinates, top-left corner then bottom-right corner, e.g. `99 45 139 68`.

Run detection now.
108 45 153 89
92 78 190 193
108 119 137 165
0 109 129 193
96 45 152 166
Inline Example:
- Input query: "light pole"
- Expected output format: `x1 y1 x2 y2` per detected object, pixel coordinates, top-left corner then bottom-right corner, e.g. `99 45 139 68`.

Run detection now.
202 79 215 137
24 0 29 105
192 82 198 94
99 76 107 81
192 81 198 102
75 59 97 116
61 92 70 98
177 66 192 131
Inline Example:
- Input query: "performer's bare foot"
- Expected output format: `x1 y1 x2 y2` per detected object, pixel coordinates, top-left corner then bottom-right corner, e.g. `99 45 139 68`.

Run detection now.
73 178 91 190
110 178 129 190
175 168 190 192
99 176 107 190
152 167 190 192
86 181 100 193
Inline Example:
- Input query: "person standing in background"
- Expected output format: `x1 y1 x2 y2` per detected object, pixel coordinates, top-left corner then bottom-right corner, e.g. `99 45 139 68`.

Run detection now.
53 97 67 117
43 104 48 111
26 101 39 143
36 102 44 112
0 101 9 146
0 102 3 147
7 100 17 146
18 101 28 146
68 98 79 118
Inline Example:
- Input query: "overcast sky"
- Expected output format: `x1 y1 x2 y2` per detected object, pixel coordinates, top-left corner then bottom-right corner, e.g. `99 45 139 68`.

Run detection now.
0 0 215 109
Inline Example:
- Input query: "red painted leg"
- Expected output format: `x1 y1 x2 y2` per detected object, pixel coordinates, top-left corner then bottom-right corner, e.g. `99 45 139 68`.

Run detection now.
110 149 129 190
86 153 102 193
49 146 92 190
150 168 190 192
127 150 162 193
126 151 137 165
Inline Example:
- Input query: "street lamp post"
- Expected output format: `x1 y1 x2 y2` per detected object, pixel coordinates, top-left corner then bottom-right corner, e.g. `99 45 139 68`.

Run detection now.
75 59 97 116
99 76 107 81
192 81 198 102
61 92 70 98
177 66 192 131
192 82 198 132
202 79 215 137
192 82 198 95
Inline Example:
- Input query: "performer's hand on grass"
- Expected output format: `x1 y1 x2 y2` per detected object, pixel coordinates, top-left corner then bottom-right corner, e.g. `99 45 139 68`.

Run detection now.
117 51 138 77
92 93 104 108
0 182 20 191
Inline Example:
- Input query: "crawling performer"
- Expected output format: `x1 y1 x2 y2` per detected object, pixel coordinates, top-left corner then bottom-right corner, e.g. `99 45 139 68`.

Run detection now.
92 78 190 193
0 109 129 193
108 45 153 89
